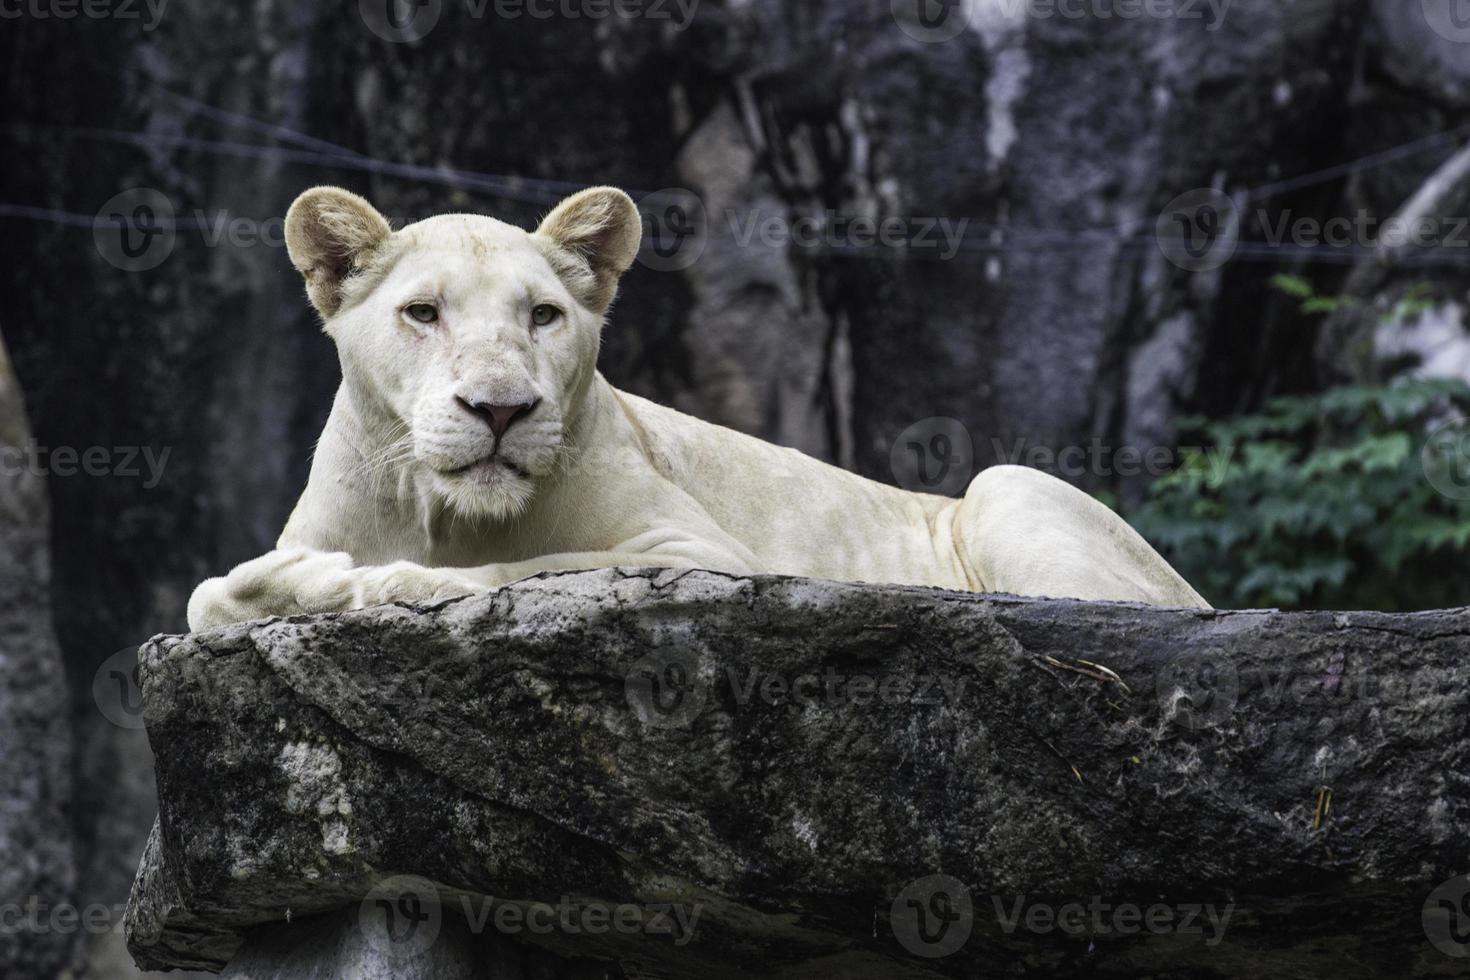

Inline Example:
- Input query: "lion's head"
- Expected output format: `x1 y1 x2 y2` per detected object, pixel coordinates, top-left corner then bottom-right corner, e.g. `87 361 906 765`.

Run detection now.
283 185 642 521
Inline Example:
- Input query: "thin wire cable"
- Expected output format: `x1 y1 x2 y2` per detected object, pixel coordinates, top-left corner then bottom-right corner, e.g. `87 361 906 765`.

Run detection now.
151 89 608 199
5 79 1470 270
6 124 570 207
142 70 1470 234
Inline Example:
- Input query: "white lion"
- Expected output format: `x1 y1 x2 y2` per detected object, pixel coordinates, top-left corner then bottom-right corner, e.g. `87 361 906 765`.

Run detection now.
187 186 1207 631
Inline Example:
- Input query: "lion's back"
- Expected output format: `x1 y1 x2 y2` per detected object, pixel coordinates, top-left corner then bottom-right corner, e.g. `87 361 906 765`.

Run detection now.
613 390 971 589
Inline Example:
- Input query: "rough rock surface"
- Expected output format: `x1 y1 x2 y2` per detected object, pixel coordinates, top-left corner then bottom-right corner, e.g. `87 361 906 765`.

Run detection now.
0 335 75 976
128 569 1470 978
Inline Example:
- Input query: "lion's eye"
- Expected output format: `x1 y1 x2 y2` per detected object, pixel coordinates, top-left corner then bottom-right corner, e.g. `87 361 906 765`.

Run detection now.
405 303 439 324
531 304 561 328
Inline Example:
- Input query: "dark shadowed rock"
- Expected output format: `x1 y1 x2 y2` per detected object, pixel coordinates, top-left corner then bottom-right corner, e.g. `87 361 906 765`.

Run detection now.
128 569 1470 978
0 333 75 976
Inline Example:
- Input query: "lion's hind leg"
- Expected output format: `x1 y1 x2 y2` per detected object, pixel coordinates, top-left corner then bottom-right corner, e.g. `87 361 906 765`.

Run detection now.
953 465 1210 608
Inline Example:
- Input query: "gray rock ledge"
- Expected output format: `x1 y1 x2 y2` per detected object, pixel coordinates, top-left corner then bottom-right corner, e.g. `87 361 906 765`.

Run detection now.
125 568 1470 978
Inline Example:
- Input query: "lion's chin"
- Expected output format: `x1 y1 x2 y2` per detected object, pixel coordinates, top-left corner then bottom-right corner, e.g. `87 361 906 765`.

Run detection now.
434 459 537 521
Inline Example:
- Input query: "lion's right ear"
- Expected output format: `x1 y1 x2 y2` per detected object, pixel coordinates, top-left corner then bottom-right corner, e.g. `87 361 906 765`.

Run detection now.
284 187 393 318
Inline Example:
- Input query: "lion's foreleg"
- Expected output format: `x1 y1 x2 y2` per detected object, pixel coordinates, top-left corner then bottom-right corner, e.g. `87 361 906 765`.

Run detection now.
187 545 752 631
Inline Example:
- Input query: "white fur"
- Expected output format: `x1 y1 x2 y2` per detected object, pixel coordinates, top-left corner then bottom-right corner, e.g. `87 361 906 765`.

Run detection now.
187 187 1207 631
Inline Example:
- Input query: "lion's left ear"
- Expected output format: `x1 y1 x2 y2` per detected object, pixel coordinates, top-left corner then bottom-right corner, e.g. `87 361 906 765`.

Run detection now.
535 187 641 313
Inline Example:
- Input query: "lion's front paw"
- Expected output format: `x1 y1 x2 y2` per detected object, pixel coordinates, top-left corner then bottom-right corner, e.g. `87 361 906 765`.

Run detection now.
352 561 483 607
187 548 358 631
186 575 249 632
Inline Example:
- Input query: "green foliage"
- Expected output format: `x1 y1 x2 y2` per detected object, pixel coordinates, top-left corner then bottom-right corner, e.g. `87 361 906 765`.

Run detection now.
1268 273 1357 316
1129 379 1470 611
1268 273 1314 299
1267 273 1435 325
1383 282 1437 327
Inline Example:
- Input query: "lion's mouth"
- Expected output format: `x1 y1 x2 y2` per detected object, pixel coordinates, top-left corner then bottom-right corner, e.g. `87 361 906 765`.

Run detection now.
443 453 531 480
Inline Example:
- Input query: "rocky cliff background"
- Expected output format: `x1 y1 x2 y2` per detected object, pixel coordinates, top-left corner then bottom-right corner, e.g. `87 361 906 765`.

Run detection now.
1 1 1468 976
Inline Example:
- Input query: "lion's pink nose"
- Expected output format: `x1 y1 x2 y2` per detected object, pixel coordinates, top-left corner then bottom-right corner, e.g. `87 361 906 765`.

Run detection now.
459 398 539 440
